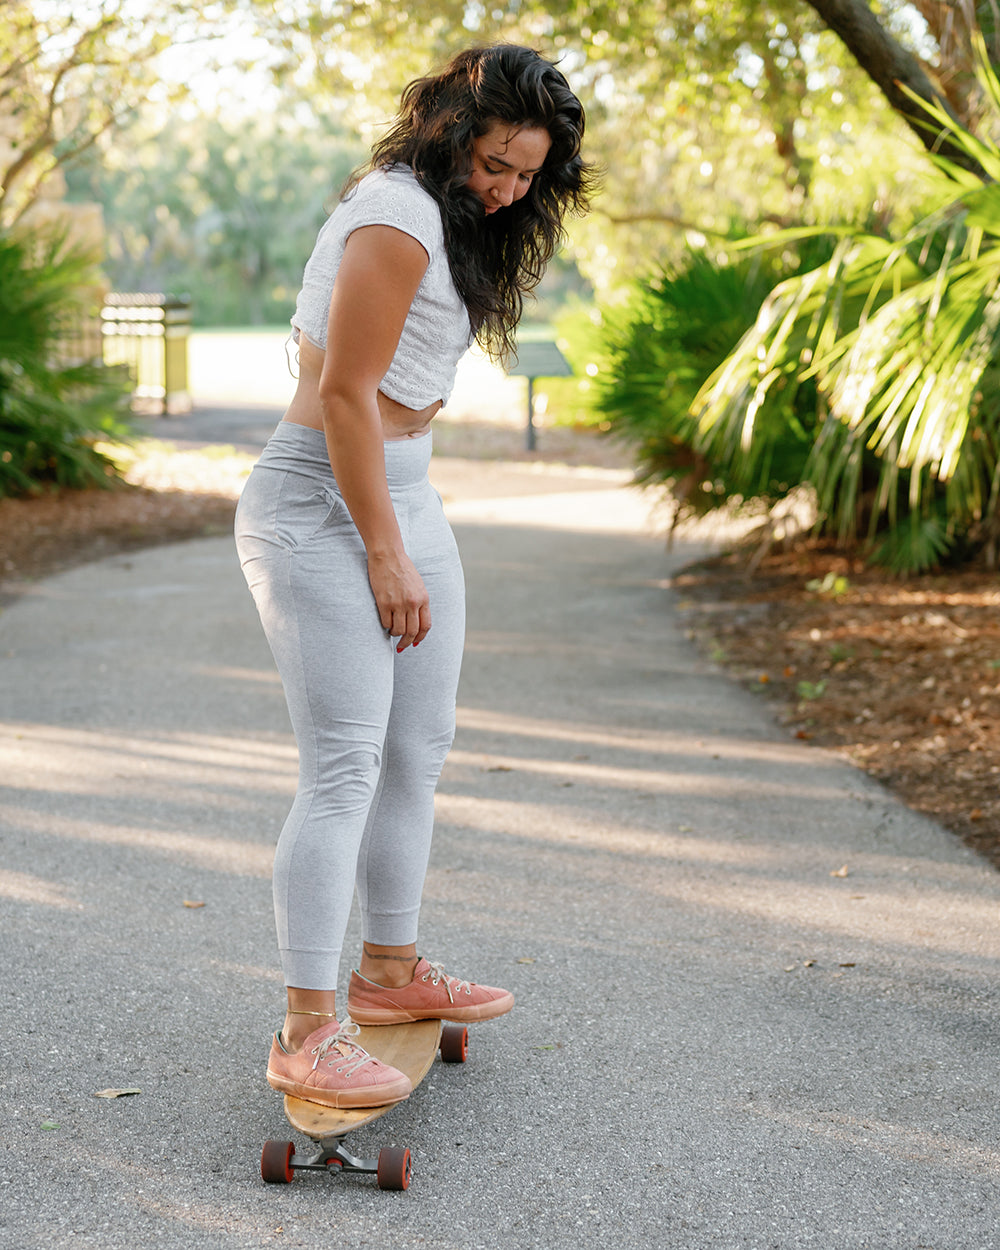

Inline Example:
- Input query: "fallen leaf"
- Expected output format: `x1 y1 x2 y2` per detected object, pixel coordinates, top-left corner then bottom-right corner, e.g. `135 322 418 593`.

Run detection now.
838 962 856 968
40 1120 59 1131
970 808 984 821
94 1088 142 1099
486 765 513 773
517 957 536 964
759 673 770 684
183 900 205 909
830 865 849 878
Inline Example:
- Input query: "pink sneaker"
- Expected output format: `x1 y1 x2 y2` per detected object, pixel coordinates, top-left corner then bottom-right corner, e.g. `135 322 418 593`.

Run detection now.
347 957 515 1025
266 1018 412 1109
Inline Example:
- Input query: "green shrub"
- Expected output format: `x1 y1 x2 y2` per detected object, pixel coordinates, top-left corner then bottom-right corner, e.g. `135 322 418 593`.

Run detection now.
690 43 1000 573
578 239 837 521
0 229 132 499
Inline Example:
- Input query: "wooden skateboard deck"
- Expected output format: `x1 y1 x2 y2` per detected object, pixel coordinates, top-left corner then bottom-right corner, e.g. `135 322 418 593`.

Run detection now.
261 1018 468 1190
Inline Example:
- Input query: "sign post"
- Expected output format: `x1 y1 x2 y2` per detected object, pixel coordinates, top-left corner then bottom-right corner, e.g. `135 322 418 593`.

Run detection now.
506 340 573 451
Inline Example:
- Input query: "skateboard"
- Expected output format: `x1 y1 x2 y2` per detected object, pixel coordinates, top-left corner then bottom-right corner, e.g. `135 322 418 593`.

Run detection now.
260 1018 469 1190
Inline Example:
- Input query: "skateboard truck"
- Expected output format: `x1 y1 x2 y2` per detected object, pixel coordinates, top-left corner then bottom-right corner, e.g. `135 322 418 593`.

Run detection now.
261 1136 413 1190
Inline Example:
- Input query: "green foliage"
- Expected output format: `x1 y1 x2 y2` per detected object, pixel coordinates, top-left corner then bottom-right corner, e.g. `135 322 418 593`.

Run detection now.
48 2 938 322
796 679 828 701
0 230 132 499
3 0 968 317
1 1 183 227
578 236 836 520
65 112 365 327
255 0 934 291
691 37 1000 573
867 508 955 574
806 572 850 598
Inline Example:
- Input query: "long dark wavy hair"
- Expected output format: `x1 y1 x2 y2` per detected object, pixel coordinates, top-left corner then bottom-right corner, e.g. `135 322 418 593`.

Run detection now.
348 44 595 364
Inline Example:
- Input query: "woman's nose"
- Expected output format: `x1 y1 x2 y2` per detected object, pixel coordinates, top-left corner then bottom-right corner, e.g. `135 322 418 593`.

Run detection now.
494 176 517 205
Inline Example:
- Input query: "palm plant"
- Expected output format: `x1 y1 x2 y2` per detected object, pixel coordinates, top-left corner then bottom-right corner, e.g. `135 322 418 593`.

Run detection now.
692 35 1000 573
587 239 836 526
0 228 132 499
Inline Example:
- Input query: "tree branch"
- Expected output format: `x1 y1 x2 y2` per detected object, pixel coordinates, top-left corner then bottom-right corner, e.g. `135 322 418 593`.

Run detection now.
803 0 987 177
7 109 121 228
595 208 800 235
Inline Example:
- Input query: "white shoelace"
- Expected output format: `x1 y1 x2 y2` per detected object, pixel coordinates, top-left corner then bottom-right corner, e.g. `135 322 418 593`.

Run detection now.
310 1020 377 1076
422 961 472 1004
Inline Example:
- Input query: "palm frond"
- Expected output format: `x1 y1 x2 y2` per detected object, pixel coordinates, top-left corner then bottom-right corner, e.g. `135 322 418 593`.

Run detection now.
685 31 1000 571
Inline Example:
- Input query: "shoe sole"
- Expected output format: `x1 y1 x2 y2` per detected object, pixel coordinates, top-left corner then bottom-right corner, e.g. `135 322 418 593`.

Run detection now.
347 991 515 1026
266 1069 412 1109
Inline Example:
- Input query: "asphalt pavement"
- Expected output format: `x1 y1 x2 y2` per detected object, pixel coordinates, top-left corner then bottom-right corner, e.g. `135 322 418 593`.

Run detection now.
2 409 1000 1249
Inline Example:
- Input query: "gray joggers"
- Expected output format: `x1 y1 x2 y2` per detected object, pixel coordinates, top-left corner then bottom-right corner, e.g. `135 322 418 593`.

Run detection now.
234 421 465 990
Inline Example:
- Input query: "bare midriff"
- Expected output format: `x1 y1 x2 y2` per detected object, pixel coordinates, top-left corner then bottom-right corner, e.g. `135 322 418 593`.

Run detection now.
282 333 442 441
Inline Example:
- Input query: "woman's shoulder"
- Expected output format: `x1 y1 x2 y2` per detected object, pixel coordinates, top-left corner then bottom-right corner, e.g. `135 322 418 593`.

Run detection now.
346 165 443 238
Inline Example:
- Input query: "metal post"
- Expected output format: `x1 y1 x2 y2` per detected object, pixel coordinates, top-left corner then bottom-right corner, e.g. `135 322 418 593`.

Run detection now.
507 340 572 452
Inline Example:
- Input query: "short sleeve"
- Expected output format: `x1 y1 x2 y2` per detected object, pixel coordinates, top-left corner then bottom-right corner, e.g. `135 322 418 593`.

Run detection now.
340 171 442 261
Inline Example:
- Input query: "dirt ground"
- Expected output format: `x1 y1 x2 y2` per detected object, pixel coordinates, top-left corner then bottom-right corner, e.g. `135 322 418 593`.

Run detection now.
674 545 1000 871
0 445 245 600
2 433 998 874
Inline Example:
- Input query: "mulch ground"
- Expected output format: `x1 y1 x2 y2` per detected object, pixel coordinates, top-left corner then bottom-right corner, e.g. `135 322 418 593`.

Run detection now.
0 484 237 601
674 544 1000 871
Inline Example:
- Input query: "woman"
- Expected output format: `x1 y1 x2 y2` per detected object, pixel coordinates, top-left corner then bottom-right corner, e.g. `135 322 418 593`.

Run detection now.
235 43 592 1109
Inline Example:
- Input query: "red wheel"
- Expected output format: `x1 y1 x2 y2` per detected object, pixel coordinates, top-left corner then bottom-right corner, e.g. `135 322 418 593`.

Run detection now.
260 1139 295 1184
440 1023 469 1063
377 1145 412 1191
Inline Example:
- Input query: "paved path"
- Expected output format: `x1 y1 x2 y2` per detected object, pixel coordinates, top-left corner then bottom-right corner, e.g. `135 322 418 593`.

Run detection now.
2 438 1000 1249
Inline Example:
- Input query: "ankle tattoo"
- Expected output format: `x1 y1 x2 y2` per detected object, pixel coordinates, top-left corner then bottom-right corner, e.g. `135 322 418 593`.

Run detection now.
363 946 418 965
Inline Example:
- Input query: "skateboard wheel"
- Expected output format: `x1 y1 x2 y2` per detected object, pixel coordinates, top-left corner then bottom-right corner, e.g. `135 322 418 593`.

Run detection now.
376 1145 411 1191
260 1139 295 1184
440 1023 469 1063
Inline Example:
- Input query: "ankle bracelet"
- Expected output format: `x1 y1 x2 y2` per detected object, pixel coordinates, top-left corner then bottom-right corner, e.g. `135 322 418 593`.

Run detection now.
287 1008 337 1018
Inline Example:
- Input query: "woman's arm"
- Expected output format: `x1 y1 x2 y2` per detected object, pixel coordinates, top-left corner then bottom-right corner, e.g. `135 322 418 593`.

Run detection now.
318 223 431 651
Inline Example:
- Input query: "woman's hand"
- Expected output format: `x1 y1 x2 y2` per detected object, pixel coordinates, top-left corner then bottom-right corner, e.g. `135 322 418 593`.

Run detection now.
368 549 431 651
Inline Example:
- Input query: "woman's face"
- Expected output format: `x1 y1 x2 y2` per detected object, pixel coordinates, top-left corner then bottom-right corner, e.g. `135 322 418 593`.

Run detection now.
465 121 552 215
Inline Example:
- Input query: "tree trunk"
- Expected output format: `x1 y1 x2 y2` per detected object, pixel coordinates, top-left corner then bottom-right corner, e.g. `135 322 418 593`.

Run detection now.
803 0 986 177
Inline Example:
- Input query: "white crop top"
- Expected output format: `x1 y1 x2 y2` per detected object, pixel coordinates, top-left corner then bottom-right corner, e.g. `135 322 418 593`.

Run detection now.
291 165 474 409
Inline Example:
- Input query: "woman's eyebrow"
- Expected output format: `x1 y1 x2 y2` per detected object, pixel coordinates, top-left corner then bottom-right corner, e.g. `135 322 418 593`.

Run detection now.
486 153 545 173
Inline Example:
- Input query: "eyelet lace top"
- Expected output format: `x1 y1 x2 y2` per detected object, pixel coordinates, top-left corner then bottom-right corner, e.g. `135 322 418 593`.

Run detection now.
291 165 474 409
